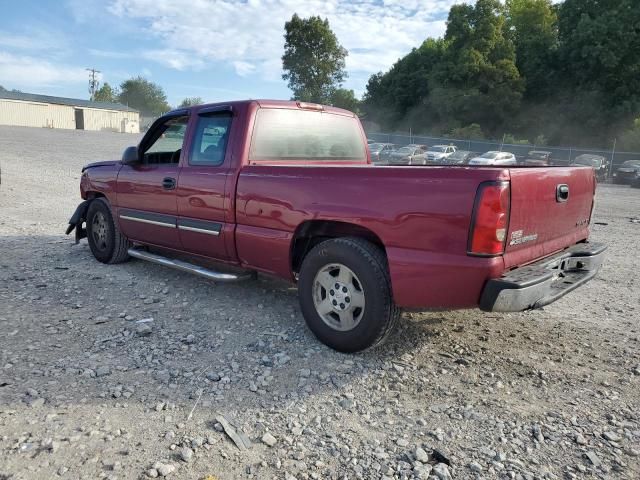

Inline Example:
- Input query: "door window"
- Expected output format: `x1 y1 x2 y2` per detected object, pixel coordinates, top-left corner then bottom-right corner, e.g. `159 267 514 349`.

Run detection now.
190 112 232 166
142 115 189 165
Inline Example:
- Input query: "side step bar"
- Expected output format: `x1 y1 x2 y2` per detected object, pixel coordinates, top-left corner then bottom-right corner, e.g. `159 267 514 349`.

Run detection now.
127 248 255 283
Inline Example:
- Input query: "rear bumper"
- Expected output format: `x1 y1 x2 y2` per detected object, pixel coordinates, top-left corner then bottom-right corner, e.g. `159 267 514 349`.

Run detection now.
480 242 606 312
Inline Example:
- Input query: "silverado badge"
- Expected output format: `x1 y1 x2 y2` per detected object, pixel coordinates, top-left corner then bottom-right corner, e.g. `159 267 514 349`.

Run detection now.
509 230 538 246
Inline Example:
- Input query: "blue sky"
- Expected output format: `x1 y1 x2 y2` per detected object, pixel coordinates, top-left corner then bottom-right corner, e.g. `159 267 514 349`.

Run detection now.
0 0 459 107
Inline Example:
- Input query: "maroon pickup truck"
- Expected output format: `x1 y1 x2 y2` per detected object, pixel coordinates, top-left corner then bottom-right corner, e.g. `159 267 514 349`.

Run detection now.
67 100 606 352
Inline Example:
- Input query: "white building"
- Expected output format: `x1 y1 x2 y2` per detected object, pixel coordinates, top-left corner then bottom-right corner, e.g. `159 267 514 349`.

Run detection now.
0 91 139 133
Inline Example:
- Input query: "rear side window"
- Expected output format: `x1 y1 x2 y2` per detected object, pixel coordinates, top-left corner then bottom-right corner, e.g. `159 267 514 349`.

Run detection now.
190 112 232 166
249 108 366 162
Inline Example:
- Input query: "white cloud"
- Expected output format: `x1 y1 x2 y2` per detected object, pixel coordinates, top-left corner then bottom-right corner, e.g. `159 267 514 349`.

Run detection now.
107 0 460 88
141 49 206 70
0 51 87 90
233 61 256 77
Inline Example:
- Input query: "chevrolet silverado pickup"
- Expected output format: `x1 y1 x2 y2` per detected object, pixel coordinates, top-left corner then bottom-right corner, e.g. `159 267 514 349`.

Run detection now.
66 100 606 352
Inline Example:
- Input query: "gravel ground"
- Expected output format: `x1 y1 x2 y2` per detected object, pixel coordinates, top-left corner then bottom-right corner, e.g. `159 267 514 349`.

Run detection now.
0 125 639 480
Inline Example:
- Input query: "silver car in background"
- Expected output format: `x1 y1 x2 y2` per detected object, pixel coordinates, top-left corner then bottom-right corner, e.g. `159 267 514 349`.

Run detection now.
468 151 517 166
422 145 457 163
388 146 427 165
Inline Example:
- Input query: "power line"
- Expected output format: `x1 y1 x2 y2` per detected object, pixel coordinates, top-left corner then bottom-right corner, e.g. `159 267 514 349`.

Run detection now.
86 68 101 100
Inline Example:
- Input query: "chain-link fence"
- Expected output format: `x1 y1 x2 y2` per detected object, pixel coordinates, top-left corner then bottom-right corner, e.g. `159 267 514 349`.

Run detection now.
366 131 640 178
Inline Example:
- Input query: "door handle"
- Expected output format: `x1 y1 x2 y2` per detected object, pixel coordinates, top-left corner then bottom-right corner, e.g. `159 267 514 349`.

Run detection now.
162 177 176 190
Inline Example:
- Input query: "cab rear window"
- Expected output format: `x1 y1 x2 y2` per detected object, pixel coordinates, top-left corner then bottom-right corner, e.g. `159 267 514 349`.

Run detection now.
249 108 366 162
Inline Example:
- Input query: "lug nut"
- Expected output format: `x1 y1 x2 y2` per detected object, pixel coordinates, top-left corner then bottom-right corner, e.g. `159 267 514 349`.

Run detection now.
345 297 350 303
332 300 337 306
330 289 334 295
340 303 345 309
335 283 340 289
342 287 348 293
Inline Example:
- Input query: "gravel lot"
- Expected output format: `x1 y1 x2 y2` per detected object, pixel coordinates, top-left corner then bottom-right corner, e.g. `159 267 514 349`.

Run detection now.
1 125 639 480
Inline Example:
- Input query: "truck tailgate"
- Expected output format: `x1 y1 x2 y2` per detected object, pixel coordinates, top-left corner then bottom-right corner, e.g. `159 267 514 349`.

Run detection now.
503 167 595 270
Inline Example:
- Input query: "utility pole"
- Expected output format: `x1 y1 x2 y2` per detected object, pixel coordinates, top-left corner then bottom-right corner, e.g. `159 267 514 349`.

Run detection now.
86 68 101 100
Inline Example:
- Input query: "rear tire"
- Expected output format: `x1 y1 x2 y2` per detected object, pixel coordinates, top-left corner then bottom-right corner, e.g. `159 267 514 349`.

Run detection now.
86 198 131 264
298 237 400 353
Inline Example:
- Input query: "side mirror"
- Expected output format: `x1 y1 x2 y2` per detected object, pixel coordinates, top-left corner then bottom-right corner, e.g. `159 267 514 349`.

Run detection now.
122 146 140 165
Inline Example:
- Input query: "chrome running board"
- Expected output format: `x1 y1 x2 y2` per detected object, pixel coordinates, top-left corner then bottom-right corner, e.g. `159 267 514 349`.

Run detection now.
128 248 255 283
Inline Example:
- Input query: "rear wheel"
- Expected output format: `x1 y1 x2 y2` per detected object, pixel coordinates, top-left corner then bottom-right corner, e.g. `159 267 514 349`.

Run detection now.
298 237 400 353
86 198 131 264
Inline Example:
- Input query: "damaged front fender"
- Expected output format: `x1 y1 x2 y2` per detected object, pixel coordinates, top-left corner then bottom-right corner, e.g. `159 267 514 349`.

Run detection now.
65 200 91 244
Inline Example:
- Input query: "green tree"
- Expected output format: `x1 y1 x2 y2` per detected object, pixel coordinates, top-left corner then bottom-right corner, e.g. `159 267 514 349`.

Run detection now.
448 124 485 140
178 96 203 108
619 118 640 151
93 82 117 103
118 76 171 116
505 0 558 98
282 14 348 103
328 88 360 113
363 38 445 130
430 0 524 134
557 0 640 135
0 85 22 93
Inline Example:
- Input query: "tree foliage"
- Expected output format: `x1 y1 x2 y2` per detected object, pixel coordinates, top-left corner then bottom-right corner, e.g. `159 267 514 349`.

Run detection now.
363 0 640 147
505 0 557 98
179 97 203 108
328 88 360 113
93 82 117 103
118 76 171 116
0 84 22 93
619 118 640 151
282 14 348 103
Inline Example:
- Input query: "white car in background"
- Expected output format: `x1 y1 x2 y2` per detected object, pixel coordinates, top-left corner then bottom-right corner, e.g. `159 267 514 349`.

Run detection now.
468 151 517 166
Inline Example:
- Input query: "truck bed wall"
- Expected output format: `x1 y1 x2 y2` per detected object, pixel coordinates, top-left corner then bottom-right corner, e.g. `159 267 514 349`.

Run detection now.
235 165 507 308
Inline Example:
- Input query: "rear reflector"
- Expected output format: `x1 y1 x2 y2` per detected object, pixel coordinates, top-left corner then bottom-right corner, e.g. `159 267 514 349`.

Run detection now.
468 181 511 256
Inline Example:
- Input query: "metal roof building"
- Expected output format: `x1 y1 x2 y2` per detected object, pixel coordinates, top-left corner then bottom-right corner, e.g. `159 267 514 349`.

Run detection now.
0 91 140 133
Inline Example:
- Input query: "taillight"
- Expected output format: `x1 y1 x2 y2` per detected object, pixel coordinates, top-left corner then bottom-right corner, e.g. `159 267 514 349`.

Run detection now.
468 182 511 256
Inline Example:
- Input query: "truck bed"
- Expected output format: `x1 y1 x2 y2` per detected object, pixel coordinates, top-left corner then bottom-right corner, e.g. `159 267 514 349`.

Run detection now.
234 164 593 308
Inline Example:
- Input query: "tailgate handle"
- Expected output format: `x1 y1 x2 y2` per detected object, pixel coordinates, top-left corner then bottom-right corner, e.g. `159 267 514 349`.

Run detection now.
556 184 569 202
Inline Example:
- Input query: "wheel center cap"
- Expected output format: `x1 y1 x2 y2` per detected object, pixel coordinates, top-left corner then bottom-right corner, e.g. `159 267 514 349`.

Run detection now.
329 282 351 311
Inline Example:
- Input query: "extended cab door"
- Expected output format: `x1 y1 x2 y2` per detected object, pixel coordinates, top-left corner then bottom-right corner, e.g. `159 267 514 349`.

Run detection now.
175 106 234 260
116 112 189 249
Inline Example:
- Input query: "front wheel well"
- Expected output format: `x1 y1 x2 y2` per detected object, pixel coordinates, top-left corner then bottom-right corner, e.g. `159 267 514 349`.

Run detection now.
85 191 106 200
291 220 387 275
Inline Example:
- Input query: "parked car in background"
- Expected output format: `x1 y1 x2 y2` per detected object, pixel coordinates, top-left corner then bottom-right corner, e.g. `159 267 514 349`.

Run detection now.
368 143 396 165
421 145 457 163
379 144 400 163
631 172 640 188
388 145 427 165
524 151 552 166
444 150 477 165
468 151 517 166
406 144 429 150
612 160 640 184
571 154 609 181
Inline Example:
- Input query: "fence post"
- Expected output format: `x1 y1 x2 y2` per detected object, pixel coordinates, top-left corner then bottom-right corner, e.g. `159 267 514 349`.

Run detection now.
609 138 617 180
